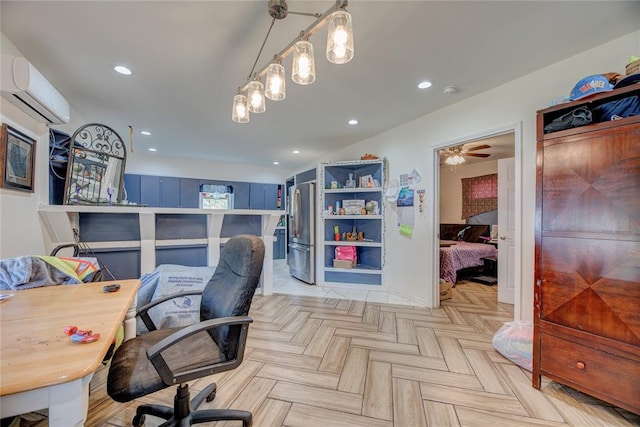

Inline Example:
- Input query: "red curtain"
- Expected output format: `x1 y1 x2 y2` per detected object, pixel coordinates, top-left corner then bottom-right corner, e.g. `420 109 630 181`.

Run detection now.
461 173 497 219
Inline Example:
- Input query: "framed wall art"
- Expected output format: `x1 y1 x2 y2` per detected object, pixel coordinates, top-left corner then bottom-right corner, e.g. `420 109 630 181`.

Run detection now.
0 123 36 192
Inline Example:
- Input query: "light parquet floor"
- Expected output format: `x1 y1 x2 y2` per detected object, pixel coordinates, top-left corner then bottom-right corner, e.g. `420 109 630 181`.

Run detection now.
78 281 640 427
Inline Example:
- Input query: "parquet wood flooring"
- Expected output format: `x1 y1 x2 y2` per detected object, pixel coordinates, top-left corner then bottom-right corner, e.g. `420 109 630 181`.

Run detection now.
24 281 640 426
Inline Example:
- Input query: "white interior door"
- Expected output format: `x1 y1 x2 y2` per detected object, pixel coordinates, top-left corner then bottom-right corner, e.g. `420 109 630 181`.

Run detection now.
498 157 515 304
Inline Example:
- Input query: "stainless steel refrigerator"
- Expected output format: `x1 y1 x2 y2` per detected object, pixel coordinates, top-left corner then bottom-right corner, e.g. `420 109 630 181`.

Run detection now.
287 182 315 284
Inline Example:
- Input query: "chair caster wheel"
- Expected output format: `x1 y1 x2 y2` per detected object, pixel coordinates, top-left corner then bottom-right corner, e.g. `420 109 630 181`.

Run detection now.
206 385 217 402
132 413 145 426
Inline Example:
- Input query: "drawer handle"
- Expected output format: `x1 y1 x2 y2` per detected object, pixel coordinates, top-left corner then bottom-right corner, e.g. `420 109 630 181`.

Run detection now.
576 361 586 370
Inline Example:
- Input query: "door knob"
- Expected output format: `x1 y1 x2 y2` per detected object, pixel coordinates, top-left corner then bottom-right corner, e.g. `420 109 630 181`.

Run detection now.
499 235 507 240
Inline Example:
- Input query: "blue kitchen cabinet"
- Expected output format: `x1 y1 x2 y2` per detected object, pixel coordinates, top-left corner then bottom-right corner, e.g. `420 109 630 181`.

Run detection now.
273 228 285 259
140 175 161 207
180 178 200 208
123 173 141 205
160 177 181 208
265 184 279 210
233 182 250 209
250 183 281 210
249 183 266 209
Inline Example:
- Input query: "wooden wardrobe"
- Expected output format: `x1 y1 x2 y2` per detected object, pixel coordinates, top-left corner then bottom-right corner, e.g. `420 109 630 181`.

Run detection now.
533 84 640 414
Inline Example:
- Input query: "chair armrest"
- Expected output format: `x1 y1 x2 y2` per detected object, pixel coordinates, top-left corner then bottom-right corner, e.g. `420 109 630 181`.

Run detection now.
137 290 204 332
49 243 79 257
146 316 253 385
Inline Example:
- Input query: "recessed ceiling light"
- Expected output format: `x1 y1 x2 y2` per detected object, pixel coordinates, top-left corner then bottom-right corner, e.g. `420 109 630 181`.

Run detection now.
292 150 300 154
348 119 358 125
418 81 432 89
273 161 279 165
140 131 151 136
114 65 132 75
148 148 157 152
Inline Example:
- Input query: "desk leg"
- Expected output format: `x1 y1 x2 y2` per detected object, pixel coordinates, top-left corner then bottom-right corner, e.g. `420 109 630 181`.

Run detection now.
123 296 138 341
47 374 93 427
0 375 93 427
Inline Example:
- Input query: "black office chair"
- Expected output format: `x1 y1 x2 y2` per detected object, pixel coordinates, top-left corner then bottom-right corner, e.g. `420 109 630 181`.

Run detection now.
107 235 265 427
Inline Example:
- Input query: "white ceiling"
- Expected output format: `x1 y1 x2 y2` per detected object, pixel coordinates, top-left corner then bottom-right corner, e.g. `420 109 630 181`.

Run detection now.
1 1 638 171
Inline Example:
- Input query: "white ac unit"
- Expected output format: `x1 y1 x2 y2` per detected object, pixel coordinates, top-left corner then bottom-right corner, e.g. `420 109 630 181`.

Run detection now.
1 55 70 124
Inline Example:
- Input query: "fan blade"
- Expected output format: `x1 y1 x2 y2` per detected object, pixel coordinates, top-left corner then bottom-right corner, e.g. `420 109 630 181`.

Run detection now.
465 144 491 152
466 153 491 158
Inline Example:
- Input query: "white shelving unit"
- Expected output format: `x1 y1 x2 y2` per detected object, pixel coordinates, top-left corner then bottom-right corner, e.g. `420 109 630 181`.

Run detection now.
320 160 385 286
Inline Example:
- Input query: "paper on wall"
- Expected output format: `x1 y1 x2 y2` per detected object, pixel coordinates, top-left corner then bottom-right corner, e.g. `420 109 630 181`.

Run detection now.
397 205 414 228
399 224 413 237
386 178 399 202
410 168 422 184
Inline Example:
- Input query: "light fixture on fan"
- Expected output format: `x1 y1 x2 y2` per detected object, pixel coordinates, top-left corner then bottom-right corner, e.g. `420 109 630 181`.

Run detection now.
442 143 492 166
445 154 466 165
232 0 354 123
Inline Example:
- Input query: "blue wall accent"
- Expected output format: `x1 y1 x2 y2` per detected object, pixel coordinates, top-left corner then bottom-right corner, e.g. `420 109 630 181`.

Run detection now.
220 215 262 237
155 214 207 240
79 213 140 242
156 245 208 267
91 247 141 280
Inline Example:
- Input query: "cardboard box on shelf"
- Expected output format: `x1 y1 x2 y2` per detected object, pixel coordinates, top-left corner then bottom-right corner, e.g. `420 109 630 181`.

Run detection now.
333 259 356 269
440 281 453 301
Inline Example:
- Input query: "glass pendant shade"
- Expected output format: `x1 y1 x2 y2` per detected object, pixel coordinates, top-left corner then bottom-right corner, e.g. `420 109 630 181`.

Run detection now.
445 154 466 165
265 63 286 101
232 94 249 123
247 80 266 113
326 10 354 64
292 40 316 85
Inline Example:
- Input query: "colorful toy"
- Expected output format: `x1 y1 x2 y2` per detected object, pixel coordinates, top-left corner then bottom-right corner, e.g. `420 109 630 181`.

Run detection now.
64 325 100 343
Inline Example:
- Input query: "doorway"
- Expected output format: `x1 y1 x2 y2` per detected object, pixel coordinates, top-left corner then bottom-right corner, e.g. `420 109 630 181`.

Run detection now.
433 123 522 319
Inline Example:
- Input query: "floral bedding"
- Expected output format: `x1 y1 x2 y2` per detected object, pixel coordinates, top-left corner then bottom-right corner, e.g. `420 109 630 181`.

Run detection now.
440 241 497 285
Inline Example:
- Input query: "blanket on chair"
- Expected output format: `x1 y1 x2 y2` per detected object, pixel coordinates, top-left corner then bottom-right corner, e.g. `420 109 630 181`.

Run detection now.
0 256 97 290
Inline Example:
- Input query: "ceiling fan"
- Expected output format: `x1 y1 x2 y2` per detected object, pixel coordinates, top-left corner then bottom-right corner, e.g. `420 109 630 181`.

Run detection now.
440 143 491 165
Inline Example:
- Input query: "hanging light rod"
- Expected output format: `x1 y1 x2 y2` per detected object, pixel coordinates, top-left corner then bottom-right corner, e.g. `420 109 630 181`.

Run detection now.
240 0 347 90
232 0 354 123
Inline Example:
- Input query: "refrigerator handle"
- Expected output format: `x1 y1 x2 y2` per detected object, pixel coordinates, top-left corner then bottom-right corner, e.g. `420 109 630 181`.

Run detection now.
294 189 302 238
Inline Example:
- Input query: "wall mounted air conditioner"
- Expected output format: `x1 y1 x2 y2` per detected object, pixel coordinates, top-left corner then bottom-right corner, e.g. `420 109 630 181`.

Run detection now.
1 55 70 125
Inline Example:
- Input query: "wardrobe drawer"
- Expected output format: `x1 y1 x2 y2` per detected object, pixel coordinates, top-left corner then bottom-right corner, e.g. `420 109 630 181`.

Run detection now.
540 333 640 410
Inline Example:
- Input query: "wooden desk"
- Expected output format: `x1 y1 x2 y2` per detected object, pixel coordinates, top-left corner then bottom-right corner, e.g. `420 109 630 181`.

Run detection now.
0 279 139 426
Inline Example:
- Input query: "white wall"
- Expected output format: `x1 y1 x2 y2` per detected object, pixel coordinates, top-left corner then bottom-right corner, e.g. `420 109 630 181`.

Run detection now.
0 34 54 258
124 153 289 184
440 160 497 224
302 30 640 317
0 101 51 258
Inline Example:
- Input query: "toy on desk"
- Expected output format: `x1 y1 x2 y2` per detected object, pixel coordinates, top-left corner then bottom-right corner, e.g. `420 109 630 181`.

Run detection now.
64 325 100 343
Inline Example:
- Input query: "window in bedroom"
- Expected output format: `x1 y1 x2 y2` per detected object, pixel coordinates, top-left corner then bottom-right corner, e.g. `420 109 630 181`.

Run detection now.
461 173 497 219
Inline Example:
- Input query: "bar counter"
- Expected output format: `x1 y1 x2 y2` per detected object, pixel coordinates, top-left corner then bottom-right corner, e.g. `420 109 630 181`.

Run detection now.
38 205 282 295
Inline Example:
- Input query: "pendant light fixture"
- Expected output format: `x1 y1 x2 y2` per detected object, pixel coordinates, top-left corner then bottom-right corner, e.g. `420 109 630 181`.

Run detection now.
231 93 250 123
231 0 354 123
265 60 286 100
292 39 316 85
326 9 354 64
247 79 266 113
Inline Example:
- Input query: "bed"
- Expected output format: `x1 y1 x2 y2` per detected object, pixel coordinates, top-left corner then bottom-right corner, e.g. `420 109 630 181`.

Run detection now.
439 223 496 285
439 241 497 285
